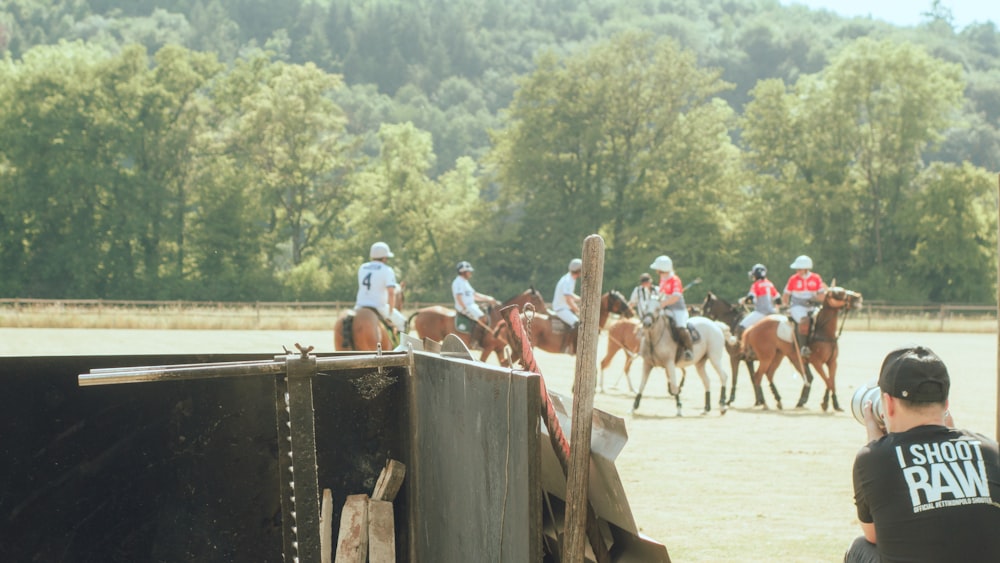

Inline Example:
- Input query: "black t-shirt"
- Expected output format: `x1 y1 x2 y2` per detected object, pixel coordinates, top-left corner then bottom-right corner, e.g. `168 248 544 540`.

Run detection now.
853 425 1000 563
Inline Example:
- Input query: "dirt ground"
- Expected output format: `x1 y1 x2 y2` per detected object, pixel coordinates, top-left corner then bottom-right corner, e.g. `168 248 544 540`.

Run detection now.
3 327 996 562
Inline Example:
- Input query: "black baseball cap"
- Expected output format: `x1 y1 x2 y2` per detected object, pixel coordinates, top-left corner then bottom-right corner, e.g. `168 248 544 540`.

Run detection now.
877 346 950 402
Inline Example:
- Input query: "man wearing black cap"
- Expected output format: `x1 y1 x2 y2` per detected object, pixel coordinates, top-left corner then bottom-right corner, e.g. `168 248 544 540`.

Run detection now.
845 346 1000 563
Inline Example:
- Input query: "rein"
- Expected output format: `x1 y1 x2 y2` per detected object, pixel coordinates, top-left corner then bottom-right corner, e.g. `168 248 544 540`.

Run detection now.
814 295 854 342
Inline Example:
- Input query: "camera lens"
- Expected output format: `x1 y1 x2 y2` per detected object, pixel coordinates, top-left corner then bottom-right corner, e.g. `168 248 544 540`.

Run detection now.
851 383 884 427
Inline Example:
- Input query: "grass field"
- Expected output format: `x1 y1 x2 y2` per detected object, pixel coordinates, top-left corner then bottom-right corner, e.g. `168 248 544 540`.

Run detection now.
1 327 996 562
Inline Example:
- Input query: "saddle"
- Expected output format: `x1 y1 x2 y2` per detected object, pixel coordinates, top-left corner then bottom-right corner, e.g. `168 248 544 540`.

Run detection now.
550 315 570 334
785 313 814 346
342 307 399 350
454 313 474 335
666 317 701 343
546 314 578 354
667 317 700 363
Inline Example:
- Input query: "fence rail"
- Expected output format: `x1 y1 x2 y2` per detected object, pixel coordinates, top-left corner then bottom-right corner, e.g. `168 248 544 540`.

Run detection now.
0 298 996 332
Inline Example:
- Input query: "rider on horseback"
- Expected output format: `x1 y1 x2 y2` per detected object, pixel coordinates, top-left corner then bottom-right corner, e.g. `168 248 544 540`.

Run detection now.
628 272 659 318
355 241 405 343
738 263 780 337
452 261 499 346
552 258 583 354
781 255 827 358
651 255 693 361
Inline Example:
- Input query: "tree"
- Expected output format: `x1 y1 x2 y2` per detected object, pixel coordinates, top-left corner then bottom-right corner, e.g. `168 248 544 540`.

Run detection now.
346 122 483 300
897 162 997 303
741 38 967 298
487 31 744 293
230 60 358 268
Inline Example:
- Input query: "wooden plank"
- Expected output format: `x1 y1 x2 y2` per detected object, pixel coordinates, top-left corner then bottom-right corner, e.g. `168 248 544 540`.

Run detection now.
564 234 607 563
372 459 406 502
367 498 396 563
321 489 333 563
334 494 369 563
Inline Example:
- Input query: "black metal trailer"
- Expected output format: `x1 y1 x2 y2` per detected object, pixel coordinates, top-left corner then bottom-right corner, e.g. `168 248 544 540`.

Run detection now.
0 336 668 562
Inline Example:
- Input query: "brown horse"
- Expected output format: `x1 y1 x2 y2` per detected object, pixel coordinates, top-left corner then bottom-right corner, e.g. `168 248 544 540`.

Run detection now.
599 318 642 392
406 288 546 363
333 285 406 352
701 291 755 405
742 287 862 411
501 290 634 363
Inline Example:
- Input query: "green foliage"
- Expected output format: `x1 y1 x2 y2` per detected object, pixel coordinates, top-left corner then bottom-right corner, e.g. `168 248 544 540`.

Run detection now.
0 1 997 305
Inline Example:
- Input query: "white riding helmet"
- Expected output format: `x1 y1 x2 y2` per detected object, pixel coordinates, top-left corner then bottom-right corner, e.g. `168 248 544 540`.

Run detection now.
790 255 813 270
370 241 394 259
649 255 673 273
568 258 583 273
457 261 474 274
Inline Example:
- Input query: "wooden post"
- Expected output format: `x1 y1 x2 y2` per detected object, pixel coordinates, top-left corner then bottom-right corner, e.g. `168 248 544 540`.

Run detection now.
335 494 369 563
563 234 605 563
321 489 334 563
996 173 999 442
371 459 406 502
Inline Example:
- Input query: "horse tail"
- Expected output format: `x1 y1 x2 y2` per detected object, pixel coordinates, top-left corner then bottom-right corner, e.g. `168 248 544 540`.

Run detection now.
717 321 737 347
406 309 421 333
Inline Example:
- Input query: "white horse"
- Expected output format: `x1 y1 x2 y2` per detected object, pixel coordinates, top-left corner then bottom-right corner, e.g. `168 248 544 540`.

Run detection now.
633 313 734 416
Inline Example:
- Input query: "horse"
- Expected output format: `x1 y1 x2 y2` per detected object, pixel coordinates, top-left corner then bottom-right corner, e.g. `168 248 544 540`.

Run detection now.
701 291 755 405
406 287 547 363
599 318 642 393
741 286 862 411
499 290 634 363
333 284 406 352
633 313 733 416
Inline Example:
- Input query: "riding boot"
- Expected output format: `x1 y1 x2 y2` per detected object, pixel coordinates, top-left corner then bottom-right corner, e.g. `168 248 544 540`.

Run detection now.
678 326 694 361
798 318 811 358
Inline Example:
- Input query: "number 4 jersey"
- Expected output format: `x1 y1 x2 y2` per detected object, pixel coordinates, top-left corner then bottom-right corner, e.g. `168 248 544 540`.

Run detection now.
355 261 398 316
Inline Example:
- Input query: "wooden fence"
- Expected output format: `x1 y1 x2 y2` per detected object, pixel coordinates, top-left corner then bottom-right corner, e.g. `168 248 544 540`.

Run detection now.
0 298 996 332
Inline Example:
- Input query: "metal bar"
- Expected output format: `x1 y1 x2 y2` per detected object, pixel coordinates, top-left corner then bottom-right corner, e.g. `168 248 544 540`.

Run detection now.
78 353 409 386
286 355 322 563
79 362 287 385
275 371 297 562
89 358 281 374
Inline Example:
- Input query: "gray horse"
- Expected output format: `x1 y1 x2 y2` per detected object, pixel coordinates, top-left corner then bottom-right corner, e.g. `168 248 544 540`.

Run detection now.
633 313 733 416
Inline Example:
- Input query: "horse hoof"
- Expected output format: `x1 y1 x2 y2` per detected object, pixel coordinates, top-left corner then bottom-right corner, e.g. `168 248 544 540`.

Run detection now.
776 401 783 410
834 406 844 413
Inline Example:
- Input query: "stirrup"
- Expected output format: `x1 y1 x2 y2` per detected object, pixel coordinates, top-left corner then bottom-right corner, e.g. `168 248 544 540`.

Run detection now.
682 348 694 361
799 345 811 358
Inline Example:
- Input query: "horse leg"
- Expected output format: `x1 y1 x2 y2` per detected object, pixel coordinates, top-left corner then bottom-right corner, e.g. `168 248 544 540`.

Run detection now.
769 381 783 410
796 362 815 409
599 340 620 393
621 354 636 393
828 357 843 412
727 345 740 405
749 352 768 409
695 363 712 415
631 361 654 413
666 363 684 417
